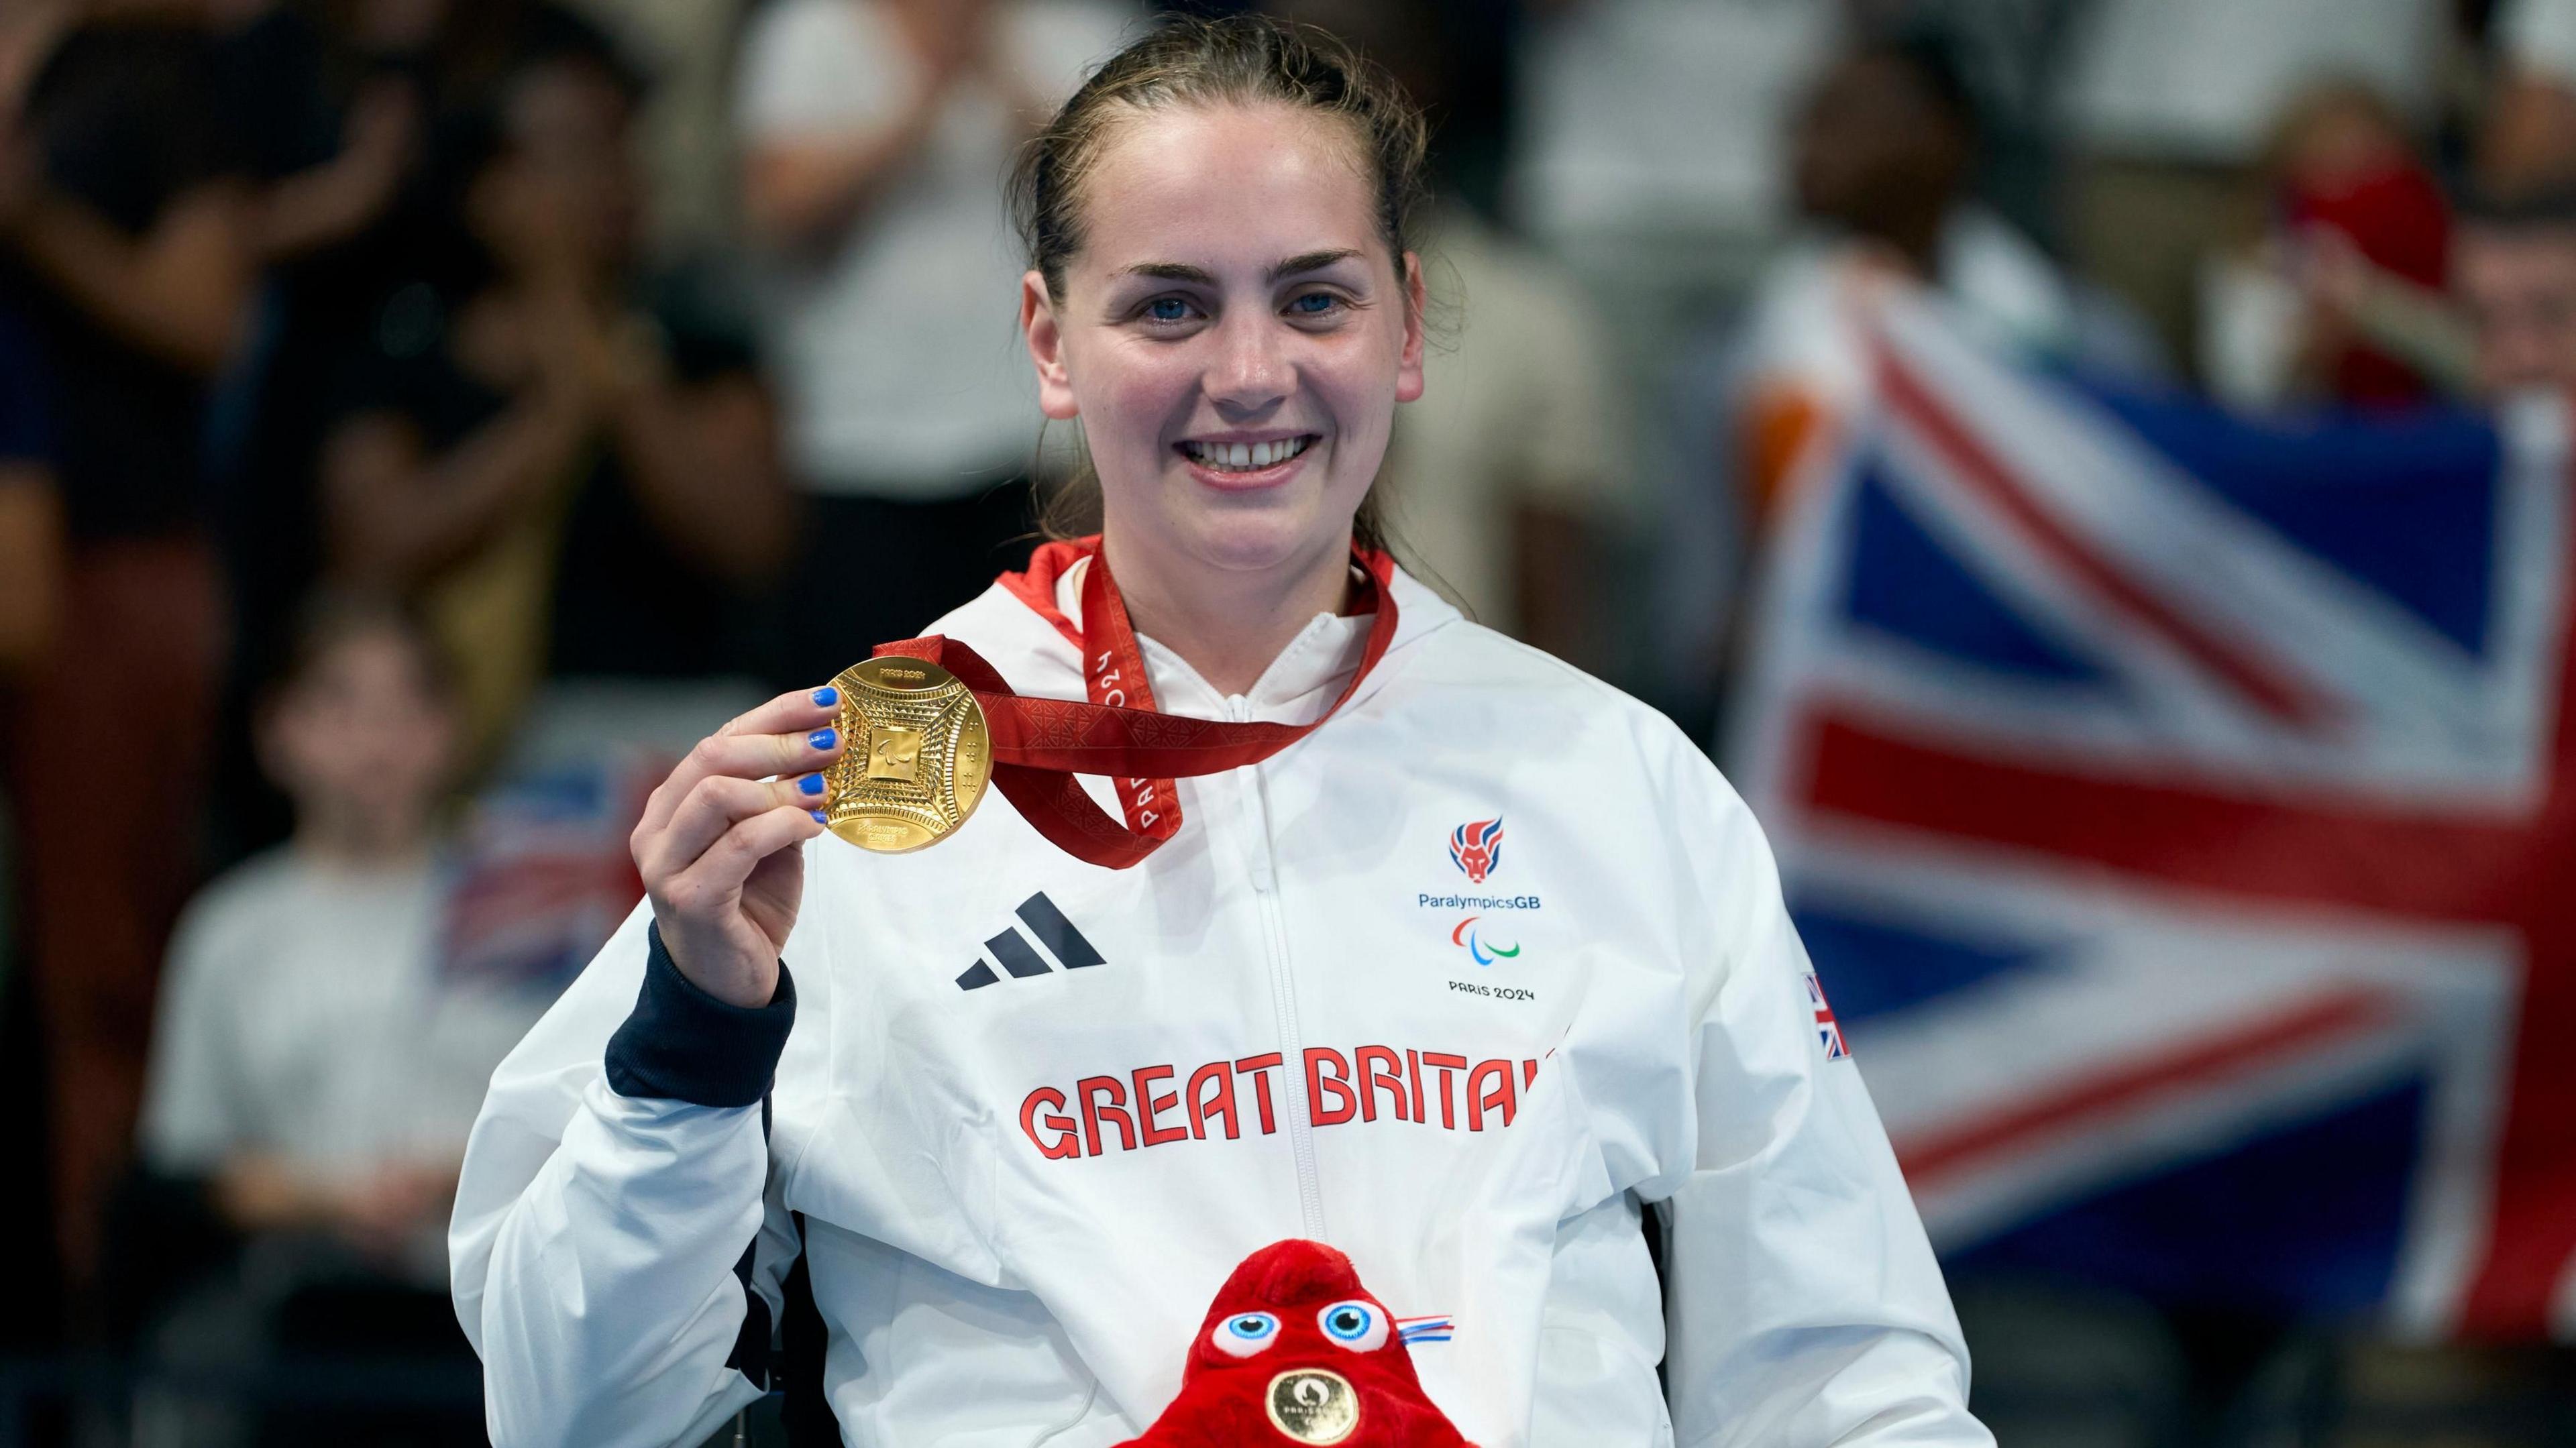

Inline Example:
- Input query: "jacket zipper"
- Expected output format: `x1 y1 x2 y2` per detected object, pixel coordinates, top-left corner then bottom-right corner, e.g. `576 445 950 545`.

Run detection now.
1232 694 1328 1239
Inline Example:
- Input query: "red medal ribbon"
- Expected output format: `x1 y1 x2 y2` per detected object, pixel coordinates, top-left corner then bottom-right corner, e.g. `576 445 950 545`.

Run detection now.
873 536 1399 869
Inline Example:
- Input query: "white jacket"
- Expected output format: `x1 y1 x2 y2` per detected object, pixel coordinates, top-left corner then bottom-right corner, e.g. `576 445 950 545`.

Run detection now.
449 560 1989 1448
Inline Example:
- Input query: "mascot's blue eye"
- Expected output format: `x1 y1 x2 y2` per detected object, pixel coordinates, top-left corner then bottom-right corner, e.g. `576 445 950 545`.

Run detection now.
1211 1311 1280 1358
1317 1300 1388 1351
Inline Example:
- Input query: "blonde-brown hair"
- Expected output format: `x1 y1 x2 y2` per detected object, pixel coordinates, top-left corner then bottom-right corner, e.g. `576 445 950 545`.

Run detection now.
1010 14 1432 548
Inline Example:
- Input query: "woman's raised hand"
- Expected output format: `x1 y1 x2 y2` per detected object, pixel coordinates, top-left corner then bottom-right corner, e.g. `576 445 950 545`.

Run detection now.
631 687 848 1007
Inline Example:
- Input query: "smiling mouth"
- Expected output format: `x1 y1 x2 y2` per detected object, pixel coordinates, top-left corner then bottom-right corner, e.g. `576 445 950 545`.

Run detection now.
1177 436 1317 473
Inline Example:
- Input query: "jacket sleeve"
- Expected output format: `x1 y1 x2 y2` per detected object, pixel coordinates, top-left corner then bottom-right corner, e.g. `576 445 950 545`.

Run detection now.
1651 747 1991 1448
449 901 808 1448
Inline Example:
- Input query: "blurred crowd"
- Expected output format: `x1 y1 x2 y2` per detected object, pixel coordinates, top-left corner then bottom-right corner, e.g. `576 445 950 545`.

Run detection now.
0 0 2571 1443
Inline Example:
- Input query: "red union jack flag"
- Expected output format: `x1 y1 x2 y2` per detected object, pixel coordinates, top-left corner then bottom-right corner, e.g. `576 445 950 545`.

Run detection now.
1734 293 2576 1339
1395 1315 1454 1345
1808 972 1849 1060
437 753 665 999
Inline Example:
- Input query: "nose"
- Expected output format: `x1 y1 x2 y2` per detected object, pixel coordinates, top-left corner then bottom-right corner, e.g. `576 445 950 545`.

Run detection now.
1205 312 1290 415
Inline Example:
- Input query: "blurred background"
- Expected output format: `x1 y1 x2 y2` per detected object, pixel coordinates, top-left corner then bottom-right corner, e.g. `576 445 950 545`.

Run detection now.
0 0 2571 1443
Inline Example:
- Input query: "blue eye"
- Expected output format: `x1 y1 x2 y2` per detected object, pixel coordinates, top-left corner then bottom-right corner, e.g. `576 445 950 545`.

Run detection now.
1212 1311 1280 1358
1317 1300 1386 1351
1289 292 1338 316
1146 296 1191 323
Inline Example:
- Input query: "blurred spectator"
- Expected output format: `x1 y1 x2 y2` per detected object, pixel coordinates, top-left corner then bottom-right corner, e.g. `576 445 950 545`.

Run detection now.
210 0 634 862
1387 208 1633 655
1509 1 1842 621
219 1 417 269
2056 0 2451 373
0 0 257 1286
138 598 465 1278
1727 31 2161 528
125 595 491 1445
2200 80 2469 411
2454 187 2576 396
733 0 1132 687
1649 26 2160 736
1271 0 1635 659
320 50 792 768
555 0 754 257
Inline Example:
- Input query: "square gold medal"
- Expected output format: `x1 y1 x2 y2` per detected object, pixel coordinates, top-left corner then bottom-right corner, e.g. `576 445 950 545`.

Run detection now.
822 657 991 852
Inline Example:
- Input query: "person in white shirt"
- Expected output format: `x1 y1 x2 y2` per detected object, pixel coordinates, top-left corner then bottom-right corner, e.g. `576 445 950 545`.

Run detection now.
733 0 1135 688
1732 30 2161 518
455 17 1991 1447
133 597 529 1443
1663 31 2159 728
143 598 472 1281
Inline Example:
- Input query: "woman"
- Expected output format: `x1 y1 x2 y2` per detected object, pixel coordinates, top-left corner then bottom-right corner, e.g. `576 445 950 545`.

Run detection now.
451 19 1988 1447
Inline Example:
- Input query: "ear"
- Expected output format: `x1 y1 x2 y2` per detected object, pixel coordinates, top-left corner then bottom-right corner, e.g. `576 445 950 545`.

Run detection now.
1021 270 1080 421
1395 250 1427 404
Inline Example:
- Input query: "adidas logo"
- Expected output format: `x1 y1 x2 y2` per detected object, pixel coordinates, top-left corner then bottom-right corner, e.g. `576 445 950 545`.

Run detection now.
957 892 1106 991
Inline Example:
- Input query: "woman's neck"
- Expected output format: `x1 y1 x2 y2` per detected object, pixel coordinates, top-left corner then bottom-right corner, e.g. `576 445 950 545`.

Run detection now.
1101 529 1355 699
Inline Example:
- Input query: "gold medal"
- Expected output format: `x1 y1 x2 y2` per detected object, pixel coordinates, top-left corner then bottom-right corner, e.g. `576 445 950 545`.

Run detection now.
822 657 991 853
1265 1368 1360 1445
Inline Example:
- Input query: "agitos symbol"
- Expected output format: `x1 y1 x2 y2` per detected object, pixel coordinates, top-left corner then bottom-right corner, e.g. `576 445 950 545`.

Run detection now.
1450 915 1519 966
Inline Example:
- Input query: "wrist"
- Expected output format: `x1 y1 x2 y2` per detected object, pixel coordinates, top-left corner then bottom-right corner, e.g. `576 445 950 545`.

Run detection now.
604 922 796 1106
655 920 773 1007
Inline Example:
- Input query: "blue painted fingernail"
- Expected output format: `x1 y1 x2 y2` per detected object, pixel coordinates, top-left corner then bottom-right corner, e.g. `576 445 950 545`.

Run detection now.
810 809 828 824
798 772 824 796
808 727 837 751
812 686 839 708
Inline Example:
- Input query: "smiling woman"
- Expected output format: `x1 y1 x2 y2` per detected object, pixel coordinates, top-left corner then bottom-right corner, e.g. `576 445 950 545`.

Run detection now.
1009 21 1429 691
451 16 1992 1448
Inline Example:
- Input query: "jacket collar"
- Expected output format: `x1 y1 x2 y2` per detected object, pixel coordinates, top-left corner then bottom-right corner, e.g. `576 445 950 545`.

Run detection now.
1034 551 1457 726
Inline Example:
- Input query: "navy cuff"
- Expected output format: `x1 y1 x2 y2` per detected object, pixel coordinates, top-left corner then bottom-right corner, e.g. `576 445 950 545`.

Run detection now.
604 922 796 1107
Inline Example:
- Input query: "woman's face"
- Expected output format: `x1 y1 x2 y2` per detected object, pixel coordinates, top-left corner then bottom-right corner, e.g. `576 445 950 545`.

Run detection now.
1022 103 1424 582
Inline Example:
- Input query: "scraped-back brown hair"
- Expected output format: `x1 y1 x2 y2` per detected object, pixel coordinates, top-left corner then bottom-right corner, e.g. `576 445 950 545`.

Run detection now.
1010 14 1432 548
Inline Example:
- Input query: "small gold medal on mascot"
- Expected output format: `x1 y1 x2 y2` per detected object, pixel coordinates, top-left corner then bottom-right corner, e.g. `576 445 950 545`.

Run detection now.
822 657 991 853
1265 1368 1359 1445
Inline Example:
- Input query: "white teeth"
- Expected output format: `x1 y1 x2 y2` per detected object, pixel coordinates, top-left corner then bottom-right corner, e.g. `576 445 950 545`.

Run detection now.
1185 437 1311 471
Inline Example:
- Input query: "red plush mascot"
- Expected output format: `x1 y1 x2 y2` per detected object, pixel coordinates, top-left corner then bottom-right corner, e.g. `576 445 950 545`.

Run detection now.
1117 1239 1479 1448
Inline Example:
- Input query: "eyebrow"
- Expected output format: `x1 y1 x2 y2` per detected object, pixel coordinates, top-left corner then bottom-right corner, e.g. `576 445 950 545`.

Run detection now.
1116 249 1367 286
1270 248 1363 281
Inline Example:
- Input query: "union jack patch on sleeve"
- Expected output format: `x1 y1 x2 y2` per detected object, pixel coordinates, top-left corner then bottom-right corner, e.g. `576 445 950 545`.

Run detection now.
1395 1315 1453 1345
1807 972 1850 1060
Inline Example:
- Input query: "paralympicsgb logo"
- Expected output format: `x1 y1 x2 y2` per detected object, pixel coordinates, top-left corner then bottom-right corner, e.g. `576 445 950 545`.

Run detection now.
1449 818 1504 883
